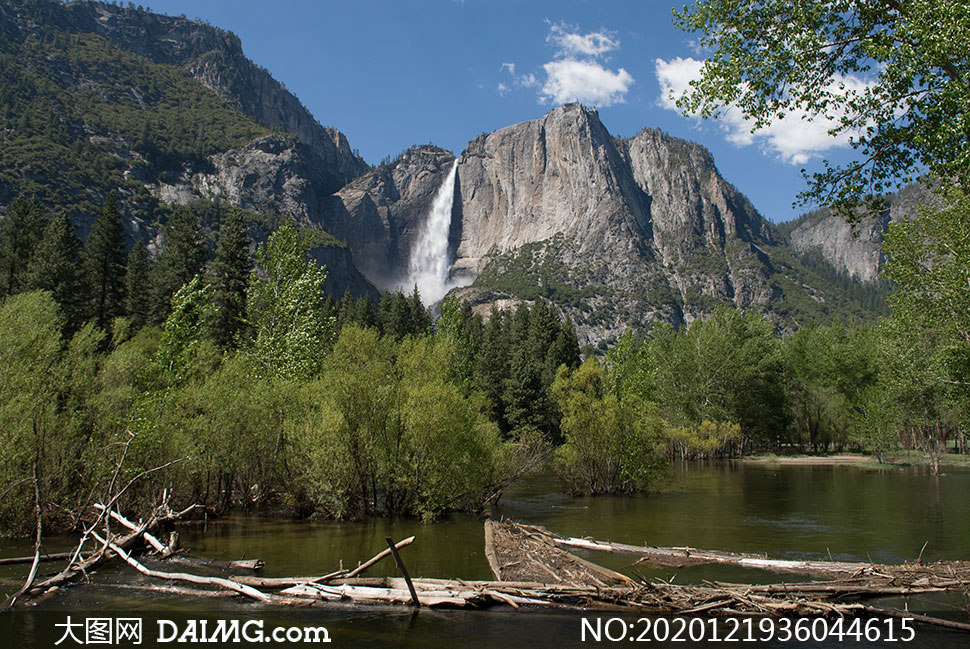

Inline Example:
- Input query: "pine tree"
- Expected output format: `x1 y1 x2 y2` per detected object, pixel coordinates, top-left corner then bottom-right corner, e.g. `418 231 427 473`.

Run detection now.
209 209 251 349
83 191 127 331
336 288 355 330
408 286 431 335
527 298 562 385
546 315 582 378
381 291 412 339
503 344 547 433
124 241 151 331
0 198 45 297
353 295 378 329
26 212 87 331
476 307 511 431
152 206 207 322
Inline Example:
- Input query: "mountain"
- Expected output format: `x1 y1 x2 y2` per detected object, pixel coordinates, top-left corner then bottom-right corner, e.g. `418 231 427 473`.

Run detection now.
0 1 903 340
782 182 936 284
0 0 373 297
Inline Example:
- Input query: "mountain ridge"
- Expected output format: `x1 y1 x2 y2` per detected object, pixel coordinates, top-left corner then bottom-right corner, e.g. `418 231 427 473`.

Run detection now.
0 0 898 339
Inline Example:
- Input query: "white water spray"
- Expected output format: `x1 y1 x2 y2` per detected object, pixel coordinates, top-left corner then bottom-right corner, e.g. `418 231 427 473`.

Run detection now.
402 159 465 306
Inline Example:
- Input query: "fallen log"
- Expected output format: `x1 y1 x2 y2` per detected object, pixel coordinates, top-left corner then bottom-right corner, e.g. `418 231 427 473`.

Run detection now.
516 521 970 585
21 500 200 599
93 503 264 571
227 536 414 589
90 531 272 604
546 530 872 578
0 551 76 566
94 504 173 557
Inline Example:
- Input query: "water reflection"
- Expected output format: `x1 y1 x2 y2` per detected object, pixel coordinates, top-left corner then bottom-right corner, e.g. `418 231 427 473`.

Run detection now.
2 461 968 648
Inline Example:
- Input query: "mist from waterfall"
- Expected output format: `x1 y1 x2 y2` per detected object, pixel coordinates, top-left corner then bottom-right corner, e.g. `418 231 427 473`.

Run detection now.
401 159 466 306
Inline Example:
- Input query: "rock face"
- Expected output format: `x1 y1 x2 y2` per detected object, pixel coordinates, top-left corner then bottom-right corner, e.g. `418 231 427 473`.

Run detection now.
448 104 779 340
787 182 935 283
325 146 457 290
455 104 653 275
150 134 377 298
44 0 367 191
789 212 890 283
155 134 326 227
0 0 374 298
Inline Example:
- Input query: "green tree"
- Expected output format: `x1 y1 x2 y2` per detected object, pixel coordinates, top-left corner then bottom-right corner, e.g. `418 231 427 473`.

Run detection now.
782 323 878 452
673 0 970 211
151 275 219 388
0 292 104 533
503 344 547 434
879 190 970 471
379 290 411 339
407 286 431 335
552 359 668 495
436 295 480 394
84 191 127 331
290 327 504 520
26 212 88 331
546 315 582 379
653 309 787 448
124 241 151 331
246 222 333 380
209 209 251 349
475 307 511 430
152 206 207 322
0 198 45 297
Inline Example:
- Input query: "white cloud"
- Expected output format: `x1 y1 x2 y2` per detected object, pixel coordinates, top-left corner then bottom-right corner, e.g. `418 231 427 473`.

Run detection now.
498 63 539 95
547 22 620 59
497 22 633 106
655 56 873 165
541 59 634 107
655 56 703 111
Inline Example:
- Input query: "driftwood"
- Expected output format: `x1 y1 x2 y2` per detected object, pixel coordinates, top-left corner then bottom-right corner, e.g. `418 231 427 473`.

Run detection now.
7 507 969 633
228 536 415 588
3 498 201 606
89 531 273 603
509 521 970 588
91 574 970 631
0 551 77 566
92 502 263 571
484 519 632 587
535 524 873 578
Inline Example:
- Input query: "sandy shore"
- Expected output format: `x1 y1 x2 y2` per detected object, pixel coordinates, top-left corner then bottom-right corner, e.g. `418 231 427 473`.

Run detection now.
743 454 873 465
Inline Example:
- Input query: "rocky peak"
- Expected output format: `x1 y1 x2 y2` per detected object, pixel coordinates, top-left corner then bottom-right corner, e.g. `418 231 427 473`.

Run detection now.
454 103 652 278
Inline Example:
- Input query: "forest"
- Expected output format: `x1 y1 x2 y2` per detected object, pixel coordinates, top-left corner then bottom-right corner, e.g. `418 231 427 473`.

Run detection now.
1 184 967 537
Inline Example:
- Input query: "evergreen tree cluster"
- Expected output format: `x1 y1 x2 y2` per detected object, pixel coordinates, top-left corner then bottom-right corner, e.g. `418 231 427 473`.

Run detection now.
0 193 256 343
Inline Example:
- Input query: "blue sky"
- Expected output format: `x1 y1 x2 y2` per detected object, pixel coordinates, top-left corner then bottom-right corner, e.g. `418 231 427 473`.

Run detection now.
144 0 861 224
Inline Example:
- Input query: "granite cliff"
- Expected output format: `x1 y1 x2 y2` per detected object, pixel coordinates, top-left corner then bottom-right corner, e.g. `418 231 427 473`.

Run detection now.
449 105 780 341
786 183 935 283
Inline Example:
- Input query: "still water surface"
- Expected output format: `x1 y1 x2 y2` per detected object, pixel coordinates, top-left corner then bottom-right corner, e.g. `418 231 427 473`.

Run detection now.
2 461 968 647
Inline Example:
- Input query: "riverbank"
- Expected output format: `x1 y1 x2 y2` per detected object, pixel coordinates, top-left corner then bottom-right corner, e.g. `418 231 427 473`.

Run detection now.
743 451 970 467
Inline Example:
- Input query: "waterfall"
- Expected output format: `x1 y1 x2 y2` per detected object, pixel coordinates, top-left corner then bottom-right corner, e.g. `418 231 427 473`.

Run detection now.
401 159 463 306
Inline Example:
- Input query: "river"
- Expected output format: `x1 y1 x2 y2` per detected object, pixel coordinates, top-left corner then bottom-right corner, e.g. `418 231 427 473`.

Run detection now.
2 461 968 647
